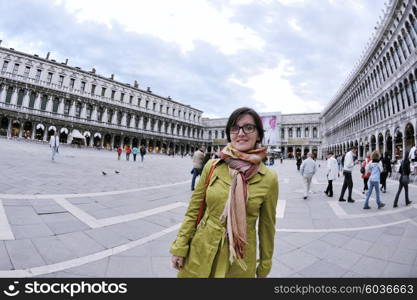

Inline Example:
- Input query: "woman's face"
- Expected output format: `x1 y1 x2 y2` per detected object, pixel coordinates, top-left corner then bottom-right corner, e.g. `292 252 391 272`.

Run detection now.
230 114 259 152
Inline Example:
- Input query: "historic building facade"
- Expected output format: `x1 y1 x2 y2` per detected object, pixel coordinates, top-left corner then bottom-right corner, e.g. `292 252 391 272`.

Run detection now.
202 112 322 158
0 46 206 154
321 0 417 160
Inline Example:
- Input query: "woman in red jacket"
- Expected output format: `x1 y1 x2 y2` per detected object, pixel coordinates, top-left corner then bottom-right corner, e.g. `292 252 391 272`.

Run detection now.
361 152 372 194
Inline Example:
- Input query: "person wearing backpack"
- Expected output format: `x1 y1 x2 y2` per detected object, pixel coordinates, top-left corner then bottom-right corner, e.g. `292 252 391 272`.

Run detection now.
393 151 412 208
363 151 385 210
361 152 372 194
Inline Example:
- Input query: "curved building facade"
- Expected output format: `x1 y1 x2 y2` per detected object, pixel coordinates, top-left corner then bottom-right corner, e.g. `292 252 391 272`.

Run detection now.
321 0 417 160
0 46 206 154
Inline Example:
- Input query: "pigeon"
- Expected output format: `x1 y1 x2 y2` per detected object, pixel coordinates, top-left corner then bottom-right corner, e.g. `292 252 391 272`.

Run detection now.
102 171 107 175
115 170 120 174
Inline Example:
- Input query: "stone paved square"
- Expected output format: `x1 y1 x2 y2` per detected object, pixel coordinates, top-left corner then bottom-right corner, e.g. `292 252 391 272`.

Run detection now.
0 138 416 277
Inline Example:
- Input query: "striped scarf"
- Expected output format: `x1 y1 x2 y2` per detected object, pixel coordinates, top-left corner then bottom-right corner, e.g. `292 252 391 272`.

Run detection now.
220 143 267 270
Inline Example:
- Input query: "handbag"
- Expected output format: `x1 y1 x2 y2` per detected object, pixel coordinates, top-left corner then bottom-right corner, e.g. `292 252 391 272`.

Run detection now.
195 159 220 227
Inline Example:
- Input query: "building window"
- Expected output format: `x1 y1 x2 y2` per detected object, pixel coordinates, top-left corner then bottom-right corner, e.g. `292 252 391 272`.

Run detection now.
166 107 169 114
221 131 225 139
97 107 103 121
111 90 116 100
58 75 64 87
36 69 42 80
80 81 86 92
40 95 48 111
75 102 82 117
153 103 156 111
120 93 125 102
64 100 70 115
296 127 301 138
289 128 293 138
24 66 31 77
281 128 285 139
215 130 218 139
91 84 96 95
305 128 309 138
12 63 19 74
47 72 53 83
86 105 92 120
52 98 59 113
108 110 113 123
1 61 8 72
160 104 163 112
138 98 141 107
101 87 106 97
129 95 133 104
173 108 176 116
146 100 149 109
69 78 75 89
313 127 318 138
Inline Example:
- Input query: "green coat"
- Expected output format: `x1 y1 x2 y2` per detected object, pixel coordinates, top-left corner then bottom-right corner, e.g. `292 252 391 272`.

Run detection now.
170 159 279 278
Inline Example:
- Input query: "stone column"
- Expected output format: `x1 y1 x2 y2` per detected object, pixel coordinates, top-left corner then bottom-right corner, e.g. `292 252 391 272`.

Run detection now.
31 127 36 139
0 85 7 103
22 90 30 107
18 122 24 138
102 108 108 123
129 115 135 128
34 93 42 110
153 120 158 132
80 103 87 119
6 121 12 138
146 119 152 131
139 117 144 129
100 136 105 148
43 126 48 141
58 98 65 115
301 145 305 155
89 136 94 147
111 134 115 148
91 105 98 121
45 96 53 112
121 112 127 127
111 110 118 125
69 101 76 117
161 121 165 133
10 87 18 105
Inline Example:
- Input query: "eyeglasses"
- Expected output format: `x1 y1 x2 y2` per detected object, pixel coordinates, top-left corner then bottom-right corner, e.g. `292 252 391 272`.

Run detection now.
230 124 257 134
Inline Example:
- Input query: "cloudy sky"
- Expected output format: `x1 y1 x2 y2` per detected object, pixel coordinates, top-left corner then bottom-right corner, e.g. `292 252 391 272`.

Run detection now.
0 0 386 118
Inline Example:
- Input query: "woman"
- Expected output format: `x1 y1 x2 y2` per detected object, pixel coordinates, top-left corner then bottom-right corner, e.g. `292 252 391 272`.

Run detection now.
324 152 338 197
170 107 279 278
380 153 392 193
361 152 372 194
363 151 385 210
393 151 412 208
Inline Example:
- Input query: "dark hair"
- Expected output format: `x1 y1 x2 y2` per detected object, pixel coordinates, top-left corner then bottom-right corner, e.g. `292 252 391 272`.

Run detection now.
225 107 264 143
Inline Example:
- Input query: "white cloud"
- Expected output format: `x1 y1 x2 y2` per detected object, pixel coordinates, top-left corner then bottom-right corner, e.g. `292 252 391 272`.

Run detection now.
229 60 323 114
288 18 302 31
53 0 265 54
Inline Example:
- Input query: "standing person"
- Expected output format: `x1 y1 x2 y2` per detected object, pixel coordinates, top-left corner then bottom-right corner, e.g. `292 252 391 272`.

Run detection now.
49 132 60 161
380 153 392 193
132 146 138 162
125 145 131 161
296 155 302 171
338 147 357 203
190 145 206 191
363 151 385 209
393 151 412 208
116 147 122 160
409 144 416 162
139 145 146 162
170 107 278 278
300 152 317 199
324 152 338 197
361 152 372 194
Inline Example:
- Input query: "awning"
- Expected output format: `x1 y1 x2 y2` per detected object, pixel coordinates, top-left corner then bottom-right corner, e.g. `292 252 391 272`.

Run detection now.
48 125 57 132
36 124 45 130
70 129 85 139
94 132 102 138
60 128 69 134
83 131 91 137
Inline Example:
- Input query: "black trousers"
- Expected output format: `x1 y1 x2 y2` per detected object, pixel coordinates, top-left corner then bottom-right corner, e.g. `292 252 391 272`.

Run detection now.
394 179 410 206
339 171 353 200
325 180 333 196
380 172 388 190
363 177 369 191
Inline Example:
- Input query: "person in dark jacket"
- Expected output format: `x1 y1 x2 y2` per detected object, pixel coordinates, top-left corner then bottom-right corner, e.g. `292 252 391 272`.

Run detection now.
296 155 302 171
393 151 412 208
380 153 392 193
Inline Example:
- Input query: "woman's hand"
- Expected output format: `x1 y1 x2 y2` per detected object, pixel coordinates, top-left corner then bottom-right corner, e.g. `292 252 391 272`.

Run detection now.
171 255 184 270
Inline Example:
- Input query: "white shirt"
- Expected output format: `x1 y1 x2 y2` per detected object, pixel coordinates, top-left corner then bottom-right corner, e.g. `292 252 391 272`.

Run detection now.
343 151 355 172
49 136 60 148
326 157 339 180
409 146 416 160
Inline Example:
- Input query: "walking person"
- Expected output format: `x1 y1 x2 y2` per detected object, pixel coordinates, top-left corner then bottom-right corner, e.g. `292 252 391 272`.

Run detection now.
125 145 131 161
300 152 317 200
363 151 385 209
116 147 122 160
296 155 302 171
380 153 392 193
338 146 357 203
139 145 146 162
361 152 372 194
132 146 138 162
190 145 206 191
170 107 278 278
324 152 338 197
49 132 60 161
393 151 412 208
